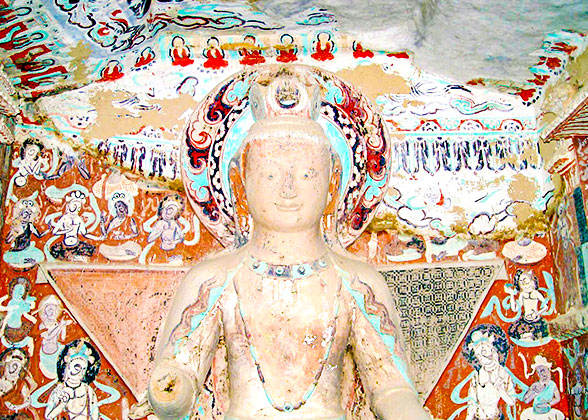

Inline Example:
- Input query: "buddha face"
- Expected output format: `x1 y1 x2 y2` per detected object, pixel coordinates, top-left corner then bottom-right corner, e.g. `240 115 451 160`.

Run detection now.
519 273 535 292
244 136 331 233
24 144 40 161
65 356 88 387
2 350 25 381
536 365 551 382
11 284 25 300
41 302 59 324
114 200 129 218
472 341 498 367
162 203 179 221
66 197 84 214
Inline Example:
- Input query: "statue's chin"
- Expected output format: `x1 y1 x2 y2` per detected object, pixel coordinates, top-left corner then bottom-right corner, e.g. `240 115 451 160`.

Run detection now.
254 219 323 234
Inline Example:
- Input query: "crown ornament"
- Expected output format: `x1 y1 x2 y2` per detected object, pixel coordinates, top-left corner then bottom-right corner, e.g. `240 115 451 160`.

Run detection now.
249 72 321 121
246 69 325 140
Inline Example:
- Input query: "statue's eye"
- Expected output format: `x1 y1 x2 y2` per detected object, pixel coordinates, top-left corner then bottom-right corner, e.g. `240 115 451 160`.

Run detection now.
267 173 275 180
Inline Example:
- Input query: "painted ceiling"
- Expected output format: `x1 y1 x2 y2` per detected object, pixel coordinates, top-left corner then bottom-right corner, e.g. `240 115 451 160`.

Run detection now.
1 0 588 243
0 0 587 98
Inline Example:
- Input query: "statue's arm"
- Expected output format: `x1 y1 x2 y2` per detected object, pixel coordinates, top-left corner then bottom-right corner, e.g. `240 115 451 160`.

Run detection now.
348 265 432 420
148 263 224 420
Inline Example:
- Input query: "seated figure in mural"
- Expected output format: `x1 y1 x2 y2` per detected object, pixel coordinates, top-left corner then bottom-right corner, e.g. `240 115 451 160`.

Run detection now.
45 340 101 420
146 194 185 252
0 347 37 416
461 324 517 420
0 277 36 355
49 190 96 261
3 196 47 268
520 356 564 420
98 193 142 260
12 138 50 188
311 32 335 61
99 194 139 241
38 295 72 379
504 269 548 341
134 77 431 420
202 37 228 70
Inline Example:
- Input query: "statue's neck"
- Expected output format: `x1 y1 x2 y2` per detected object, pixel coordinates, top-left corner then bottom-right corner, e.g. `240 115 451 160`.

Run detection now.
248 225 328 265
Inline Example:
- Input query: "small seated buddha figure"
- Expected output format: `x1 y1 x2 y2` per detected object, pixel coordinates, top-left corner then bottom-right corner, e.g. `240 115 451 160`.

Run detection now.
138 74 431 420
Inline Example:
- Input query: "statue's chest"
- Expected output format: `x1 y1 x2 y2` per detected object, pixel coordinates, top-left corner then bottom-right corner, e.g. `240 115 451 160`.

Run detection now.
223 272 350 367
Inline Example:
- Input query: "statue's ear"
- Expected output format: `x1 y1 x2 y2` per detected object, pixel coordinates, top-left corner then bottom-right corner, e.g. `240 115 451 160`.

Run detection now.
249 83 266 121
310 85 321 121
228 159 251 244
323 155 343 248
325 156 342 216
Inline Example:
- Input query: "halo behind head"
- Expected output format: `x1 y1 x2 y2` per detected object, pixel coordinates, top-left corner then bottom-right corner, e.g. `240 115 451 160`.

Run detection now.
182 64 392 248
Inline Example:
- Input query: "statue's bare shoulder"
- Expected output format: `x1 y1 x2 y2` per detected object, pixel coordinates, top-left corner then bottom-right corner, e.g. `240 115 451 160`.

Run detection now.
329 249 395 309
160 248 246 350
180 247 246 291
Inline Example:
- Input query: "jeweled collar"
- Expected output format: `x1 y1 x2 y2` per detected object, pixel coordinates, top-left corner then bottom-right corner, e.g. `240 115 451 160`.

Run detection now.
246 253 329 280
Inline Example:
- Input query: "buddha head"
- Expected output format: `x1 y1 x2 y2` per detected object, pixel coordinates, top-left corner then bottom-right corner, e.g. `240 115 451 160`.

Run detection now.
462 324 510 372
183 65 392 249
0 347 29 397
229 74 340 243
530 355 554 383
57 339 101 387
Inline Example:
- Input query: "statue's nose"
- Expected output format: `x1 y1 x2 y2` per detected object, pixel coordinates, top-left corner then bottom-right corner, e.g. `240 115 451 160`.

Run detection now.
279 172 297 199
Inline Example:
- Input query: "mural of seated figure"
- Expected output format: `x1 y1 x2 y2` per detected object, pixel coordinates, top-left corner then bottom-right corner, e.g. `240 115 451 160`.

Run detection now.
131 70 431 420
49 190 96 261
504 269 549 341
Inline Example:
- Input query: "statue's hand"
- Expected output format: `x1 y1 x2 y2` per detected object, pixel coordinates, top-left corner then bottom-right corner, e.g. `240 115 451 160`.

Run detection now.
373 389 433 420
153 371 179 396
128 394 154 419
147 364 195 420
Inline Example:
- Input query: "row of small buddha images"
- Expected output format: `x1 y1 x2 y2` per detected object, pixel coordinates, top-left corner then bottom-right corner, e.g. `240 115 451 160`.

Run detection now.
99 33 408 81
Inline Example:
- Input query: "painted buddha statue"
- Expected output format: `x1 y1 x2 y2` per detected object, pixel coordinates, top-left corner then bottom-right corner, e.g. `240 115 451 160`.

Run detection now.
134 69 432 420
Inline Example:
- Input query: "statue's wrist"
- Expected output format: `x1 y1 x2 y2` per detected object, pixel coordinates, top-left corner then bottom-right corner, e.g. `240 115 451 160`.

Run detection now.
148 363 195 419
372 388 431 420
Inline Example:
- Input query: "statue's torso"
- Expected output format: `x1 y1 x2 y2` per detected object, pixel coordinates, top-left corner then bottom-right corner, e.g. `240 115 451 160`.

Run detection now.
219 265 352 420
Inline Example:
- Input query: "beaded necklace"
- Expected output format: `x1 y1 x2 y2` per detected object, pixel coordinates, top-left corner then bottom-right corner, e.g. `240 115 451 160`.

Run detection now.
246 253 330 279
233 268 342 413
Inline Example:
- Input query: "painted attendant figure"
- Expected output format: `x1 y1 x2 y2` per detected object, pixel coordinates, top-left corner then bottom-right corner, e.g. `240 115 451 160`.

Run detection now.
311 32 335 61
11 138 50 188
147 194 185 252
3 196 47 268
170 36 194 67
521 356 564 420
461 324 517 420
45 340 101 420
49 190 96 261
131 74 430 420
0 347 37 416
504 269 549 341
0 277 36 355
239 35 265 66
202 37 228 70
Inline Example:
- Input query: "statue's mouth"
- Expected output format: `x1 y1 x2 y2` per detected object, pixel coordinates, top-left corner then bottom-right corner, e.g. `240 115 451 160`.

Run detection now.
275 203 301 211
